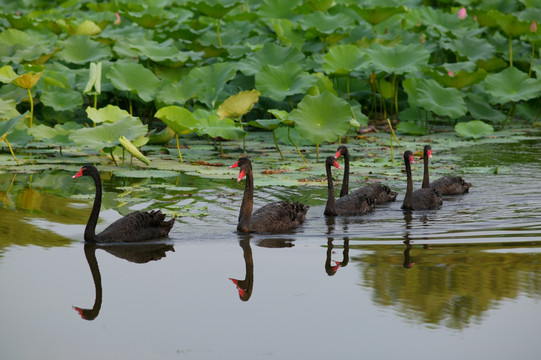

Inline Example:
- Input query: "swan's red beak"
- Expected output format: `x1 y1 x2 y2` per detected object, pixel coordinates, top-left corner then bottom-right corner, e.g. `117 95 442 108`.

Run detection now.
427 149 432 158
230 160 239 169
334 149 342 158
408 155 415 164
237 169 246 182
333 160 341 169
229 278 246 297
72 168 84 179
73 306 84 318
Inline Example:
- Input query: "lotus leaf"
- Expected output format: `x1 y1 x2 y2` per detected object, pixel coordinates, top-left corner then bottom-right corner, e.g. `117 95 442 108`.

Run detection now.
443 37 496 63
367 43 430 75
429 69 488 89
155 106 198 135
323 44 367 75
397 122 428 136
86 105 131 124
75 20 102 36
118 136 151 165
289 92 351 145
40 87 83 112
217 90 260 119
83 62 101 94
298 11 355 35
258 0 300 20
415 79 467 118
465 93 506 122
0 99 19 120
248 119 282 131
196 114 246 140
0 114 23 137
55 35 112 65
70 116 148 151
28 122 81 146
0 65 19 84
484 67 541 104
350 6 406 25
256 62 317 102
479 10 531 37
455 120 494 139
155 81 196 107
237 43 305 76
187 0 239 18
125 8 171 28
350 100 369 127
106 62 161 103
270 18 305 50
187 63 236 108
12 70 43 90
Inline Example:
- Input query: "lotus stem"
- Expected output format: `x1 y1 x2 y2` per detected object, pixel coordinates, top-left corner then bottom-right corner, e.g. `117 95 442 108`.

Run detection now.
509 35 513 67
287 127 307 163
129 97 133 116
27 88 34 127
501 103 516 130
316 144 319 163
346 76 350 100
272 130 284 160
94 93 97 108
217 19 222 48
176 134 183 163
219 141 224 157
110 148 118 166
392 73 398 118
59 145 63 157
3 138 20 166
529 41 535 77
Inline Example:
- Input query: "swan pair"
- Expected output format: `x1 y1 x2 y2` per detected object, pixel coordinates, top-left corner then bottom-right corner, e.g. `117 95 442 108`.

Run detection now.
72 145 470 240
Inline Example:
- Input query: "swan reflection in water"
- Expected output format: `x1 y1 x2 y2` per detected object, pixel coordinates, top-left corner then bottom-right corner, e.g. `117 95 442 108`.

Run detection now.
324 217 350 276
402 211 432 269
73 242 174 320
229 235 295 302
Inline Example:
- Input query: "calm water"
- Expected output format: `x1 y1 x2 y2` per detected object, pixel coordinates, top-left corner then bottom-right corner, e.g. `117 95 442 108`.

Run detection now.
1 140 541 360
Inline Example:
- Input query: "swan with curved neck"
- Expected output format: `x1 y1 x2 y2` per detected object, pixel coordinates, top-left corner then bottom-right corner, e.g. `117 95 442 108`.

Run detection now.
422 145 472 195
324 156 375 216
401 151 443 210
230 157 309 233
335 145 397 204
72 164 174 242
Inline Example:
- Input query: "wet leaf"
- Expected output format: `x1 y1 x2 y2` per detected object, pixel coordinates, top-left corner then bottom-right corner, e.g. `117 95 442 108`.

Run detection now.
217 90 260 119
455 120 494 139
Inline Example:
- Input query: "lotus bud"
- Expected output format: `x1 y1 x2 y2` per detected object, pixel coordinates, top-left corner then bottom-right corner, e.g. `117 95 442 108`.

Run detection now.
531 21 537 33
458 8 467 20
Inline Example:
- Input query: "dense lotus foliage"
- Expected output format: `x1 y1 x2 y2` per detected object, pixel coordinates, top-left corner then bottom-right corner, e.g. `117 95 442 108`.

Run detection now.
0 0 540 164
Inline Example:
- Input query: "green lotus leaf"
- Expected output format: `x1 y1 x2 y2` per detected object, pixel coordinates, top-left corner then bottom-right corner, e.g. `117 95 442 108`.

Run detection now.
484 67 541 104
106 62 161 103
75 20 102 36
415 79 467 118
114 39 191 64
0 99 19 120
429 68 488 89
414 6 460 33
40 87 83 112
28 122 81 146
217 90 260 119
323 44 367 75
0 114 24 137
86 105 131 124
83 62 101 94
258 0 300 20
125 8 171 28
70 116 148 151
187 0 239 18
298 11 355 35
155 80 196 107
55 35 112 65
442 37 496 63
256 62 317 102
187 62 236 108
196 114 246 140
270 18 305 50
0 65 19 84
247 119 282 131
289 92 351 145
397 122 428 136
367 43 430 75
478 10 531 37
455 120 494 139
118 136 150 165
464 93 506 123
155 106 198 135
350 6 406 25
237 43 305 76
350 100 369 127
12 70 43 90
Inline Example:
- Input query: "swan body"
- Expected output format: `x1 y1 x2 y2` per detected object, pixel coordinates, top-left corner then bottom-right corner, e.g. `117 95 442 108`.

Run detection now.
73 164 174 243
324 156 375 216
422 145 472 195
401 151 442 211
335 145 397 204
230 157 309 233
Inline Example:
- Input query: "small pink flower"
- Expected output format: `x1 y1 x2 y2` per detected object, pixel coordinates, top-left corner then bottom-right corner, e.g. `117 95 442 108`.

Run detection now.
15 11 20 16
531 21 537 33
448 70 454 77
458 7 467 20
114 12 121 25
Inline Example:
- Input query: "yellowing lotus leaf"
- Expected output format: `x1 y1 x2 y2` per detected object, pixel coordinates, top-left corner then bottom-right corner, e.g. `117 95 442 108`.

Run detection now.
217 90 260 119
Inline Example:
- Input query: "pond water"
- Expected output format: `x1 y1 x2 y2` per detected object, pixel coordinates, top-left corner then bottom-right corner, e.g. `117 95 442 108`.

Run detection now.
1 139 541 360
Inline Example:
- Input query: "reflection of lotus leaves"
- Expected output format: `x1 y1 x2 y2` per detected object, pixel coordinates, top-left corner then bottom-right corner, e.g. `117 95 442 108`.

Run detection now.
17 188 41 211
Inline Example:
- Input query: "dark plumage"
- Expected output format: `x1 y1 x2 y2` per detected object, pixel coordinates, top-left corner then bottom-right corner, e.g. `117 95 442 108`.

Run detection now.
401 151 443 211
72 164 174 243
335 145 397 204
324 156 375 216
422 145 472 195
230 157 309 233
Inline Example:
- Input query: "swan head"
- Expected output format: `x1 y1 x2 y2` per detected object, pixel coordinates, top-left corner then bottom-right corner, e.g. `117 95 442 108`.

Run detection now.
334 145 349 159
424 144 432 158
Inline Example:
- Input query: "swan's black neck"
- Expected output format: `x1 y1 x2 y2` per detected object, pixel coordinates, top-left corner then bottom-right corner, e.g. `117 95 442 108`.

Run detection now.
340 151 349 198
85 169 102 242
325 160 337 216
238 167 254 232
422 148 430 189
402 154 414 210
74 244 102 320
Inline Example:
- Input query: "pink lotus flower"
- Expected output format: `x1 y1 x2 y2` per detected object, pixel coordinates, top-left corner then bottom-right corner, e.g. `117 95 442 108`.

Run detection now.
458 8 467 20
448 70 454 77
531 21 537 33
114 12 121 25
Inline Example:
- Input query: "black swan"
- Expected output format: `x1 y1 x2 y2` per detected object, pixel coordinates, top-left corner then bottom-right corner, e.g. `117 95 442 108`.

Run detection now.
324 156 375 216
335 145 397 204
230 157 309 233
72 164 174 242
421 145 472 195
401 151 443 210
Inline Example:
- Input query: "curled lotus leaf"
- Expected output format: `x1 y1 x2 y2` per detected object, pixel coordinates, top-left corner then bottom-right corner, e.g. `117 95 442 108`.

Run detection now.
217 90 260 119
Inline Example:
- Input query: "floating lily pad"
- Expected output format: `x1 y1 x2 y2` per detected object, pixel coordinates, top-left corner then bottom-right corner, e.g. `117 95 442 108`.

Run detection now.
455 120 494 139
